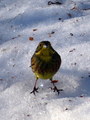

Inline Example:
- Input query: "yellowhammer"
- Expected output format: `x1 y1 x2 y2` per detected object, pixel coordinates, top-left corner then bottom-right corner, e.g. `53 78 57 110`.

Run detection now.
31 41 63 95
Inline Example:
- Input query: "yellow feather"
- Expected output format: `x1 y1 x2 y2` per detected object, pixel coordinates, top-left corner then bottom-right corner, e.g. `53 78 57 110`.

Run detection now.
35 72 55 79
35 47 54 62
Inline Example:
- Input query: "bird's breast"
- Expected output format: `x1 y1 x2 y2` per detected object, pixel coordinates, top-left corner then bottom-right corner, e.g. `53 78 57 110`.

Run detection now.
39 55 52 62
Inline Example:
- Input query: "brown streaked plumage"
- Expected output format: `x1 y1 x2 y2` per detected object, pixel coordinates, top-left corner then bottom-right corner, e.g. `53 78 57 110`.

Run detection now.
30 41 63 95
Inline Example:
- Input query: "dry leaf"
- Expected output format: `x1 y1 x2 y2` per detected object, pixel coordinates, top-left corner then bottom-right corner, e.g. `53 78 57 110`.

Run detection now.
69 48 76 52
33 29 37 31
29 37 34 41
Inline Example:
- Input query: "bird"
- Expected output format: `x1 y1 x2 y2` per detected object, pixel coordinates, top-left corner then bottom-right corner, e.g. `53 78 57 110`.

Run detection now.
30 41 63 95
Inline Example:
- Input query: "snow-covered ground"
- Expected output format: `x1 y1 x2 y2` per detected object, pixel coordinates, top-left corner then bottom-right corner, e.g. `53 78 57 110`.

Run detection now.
0 0 90 120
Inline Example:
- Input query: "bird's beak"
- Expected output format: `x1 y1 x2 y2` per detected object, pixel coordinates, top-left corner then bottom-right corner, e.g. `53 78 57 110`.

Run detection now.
43 45 47 48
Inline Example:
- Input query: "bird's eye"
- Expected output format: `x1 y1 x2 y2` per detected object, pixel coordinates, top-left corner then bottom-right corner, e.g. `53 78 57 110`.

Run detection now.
39 43 42 47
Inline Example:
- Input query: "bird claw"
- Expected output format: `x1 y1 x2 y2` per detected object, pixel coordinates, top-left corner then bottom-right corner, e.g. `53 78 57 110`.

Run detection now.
51 86 63 95
30 87 39 95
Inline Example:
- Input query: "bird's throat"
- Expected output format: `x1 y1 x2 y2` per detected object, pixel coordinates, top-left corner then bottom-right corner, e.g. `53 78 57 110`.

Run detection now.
35 48 53 62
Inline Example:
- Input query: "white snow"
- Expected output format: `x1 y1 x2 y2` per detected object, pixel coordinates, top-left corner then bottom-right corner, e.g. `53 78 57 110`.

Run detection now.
0 0 90 120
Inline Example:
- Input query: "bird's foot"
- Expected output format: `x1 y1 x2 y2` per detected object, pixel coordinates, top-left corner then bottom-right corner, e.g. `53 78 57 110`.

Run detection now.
51 86 63 95
30 87 39 95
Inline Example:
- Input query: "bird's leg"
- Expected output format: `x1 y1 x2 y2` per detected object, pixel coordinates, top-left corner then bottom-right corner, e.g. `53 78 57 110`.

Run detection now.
30 77 39 95
50 78 63 95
